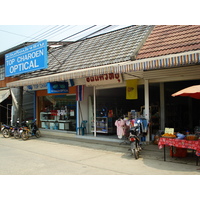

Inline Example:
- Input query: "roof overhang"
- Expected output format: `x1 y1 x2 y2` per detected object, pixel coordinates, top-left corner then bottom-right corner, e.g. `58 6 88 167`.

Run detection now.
6 50 200 88
0 89 10 103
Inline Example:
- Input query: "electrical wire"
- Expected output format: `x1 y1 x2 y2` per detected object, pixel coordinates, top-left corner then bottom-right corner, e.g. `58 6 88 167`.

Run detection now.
0 29 32 39
22 25 54 41
32 25 73 41
1 25 58 51
59 25 97 42
30 25 64 41
77 25 113 41
21 25 77 43
1 25 125 53
47 25 77 39
47 25 116 71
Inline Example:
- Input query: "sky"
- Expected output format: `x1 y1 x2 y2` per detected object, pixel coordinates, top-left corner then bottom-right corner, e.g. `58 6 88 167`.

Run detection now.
0 1 197 53
0 25 129 52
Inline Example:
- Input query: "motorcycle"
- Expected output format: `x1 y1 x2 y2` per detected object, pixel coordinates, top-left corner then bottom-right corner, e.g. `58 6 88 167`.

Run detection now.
129 120 143 159
14 121 25 139
1 124 14 138
21 119 41 141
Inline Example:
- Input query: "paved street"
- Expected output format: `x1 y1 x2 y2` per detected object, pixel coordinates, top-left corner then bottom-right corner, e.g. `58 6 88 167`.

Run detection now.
0 133 200 175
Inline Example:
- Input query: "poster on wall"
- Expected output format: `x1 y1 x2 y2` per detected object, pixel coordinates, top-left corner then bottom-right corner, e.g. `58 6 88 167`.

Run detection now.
126 79 138 99
47 82 69 94
70 110 75 116
5 40 48 77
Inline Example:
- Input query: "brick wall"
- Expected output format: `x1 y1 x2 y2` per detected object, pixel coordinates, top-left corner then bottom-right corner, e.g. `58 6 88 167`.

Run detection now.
0 77 19 88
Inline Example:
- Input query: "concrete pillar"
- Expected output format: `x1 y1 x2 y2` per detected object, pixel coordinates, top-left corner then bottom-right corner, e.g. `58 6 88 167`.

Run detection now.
144 80 150 142
93 86 96 137
18 86 23 123
76 101 80 135
160 82 165 130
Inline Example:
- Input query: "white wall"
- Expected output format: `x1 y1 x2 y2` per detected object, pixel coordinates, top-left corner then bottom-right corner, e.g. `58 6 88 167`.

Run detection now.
79 86 93 133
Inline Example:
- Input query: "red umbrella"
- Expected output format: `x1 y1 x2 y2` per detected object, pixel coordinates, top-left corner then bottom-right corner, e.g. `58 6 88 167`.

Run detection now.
172 85 200 99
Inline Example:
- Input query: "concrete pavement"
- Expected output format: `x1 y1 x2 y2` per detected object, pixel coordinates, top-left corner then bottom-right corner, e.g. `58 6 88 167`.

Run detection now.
0 129 200 175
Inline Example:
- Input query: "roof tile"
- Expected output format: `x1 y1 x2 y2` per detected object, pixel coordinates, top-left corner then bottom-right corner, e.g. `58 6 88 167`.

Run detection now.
137 25 200 59
22 25 153 79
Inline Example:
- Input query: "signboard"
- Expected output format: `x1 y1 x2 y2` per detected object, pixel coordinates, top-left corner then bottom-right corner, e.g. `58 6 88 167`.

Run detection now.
164 128 174 134
24 83 47 91
5 40 48 77
47 82 69 94
85 73 123 86
24 79 74 91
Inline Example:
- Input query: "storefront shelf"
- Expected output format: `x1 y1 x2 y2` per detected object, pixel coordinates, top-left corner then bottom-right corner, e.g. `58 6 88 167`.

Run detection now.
91 130 108 133
91 117 115 134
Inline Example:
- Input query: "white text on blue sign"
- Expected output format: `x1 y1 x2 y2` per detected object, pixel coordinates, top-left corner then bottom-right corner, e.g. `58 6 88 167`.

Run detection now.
5 40 48 77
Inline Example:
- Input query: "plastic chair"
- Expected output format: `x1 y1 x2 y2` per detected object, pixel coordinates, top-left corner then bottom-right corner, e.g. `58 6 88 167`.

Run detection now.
77 120 87 135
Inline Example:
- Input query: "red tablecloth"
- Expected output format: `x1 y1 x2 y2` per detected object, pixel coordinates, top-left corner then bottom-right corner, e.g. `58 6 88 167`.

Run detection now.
158 137 200 156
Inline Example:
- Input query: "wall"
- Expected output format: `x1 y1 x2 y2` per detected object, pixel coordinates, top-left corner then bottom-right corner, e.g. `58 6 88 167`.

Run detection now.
79 86 93 133
0 77 19 88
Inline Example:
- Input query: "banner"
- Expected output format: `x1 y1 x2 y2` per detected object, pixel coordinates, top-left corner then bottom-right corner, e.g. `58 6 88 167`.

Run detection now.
126 79 138 99
76 85 84 101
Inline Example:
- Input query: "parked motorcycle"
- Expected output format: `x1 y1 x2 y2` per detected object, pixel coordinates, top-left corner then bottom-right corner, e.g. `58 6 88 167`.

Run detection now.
21 119 41 141
1 124 14 138
129 120 142 159
14 121 25 139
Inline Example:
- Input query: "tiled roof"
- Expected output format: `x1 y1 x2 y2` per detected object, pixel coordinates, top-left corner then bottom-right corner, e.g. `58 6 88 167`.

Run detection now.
21 25 153 79
137 25 200 59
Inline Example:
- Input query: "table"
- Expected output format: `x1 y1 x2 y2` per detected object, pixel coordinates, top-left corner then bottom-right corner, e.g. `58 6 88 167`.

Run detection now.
158 137 200 165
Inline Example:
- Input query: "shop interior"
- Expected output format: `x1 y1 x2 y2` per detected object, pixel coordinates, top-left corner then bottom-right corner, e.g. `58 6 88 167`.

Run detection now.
38 94 76 131
165 80 200 133
93 79 200 139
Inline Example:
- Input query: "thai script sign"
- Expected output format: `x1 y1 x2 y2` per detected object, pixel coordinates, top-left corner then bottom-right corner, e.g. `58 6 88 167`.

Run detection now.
85 73 123 86
5 40 48 77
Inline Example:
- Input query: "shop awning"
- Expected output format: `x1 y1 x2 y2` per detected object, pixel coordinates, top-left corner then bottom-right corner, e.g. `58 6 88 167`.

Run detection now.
6 50 200 88
0 89 10 103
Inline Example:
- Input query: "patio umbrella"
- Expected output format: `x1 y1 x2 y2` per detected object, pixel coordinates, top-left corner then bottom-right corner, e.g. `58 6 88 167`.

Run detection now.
172 85 200 99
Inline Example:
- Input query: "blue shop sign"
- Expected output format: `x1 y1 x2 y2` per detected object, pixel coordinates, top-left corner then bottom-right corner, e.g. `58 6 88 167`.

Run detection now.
5 40 48 77
47 82 69 94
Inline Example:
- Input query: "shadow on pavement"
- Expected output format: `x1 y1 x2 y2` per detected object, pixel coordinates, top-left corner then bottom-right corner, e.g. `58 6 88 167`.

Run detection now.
4 131 199 173
40 133 200 170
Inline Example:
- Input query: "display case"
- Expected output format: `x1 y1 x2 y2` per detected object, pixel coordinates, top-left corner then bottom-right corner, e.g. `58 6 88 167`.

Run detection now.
91 117 115 134
40 112 71 130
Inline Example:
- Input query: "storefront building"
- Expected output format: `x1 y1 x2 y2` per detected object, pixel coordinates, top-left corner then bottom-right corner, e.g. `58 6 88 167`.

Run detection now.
0 45 21 125
5 25 200 142
36 85 77 131
6 25 154 136
0 41 73 126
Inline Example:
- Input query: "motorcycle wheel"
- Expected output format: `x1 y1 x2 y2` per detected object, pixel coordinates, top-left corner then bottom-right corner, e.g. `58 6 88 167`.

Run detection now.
2 129 10 138
35 130 41 138
21 131 29 141
133 149 139 159
131 142 139 159
14 130 20 139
